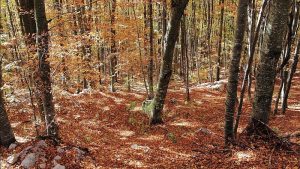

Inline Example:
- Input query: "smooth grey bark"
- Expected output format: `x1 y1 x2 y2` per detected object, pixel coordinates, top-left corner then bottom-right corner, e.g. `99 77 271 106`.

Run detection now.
181 15 190 102
234 0 268 136
216 0 225 81
224 0 248 145
278 1 300 72
110 0 117 92
150 0 189 125
148 0 154 99
34 0 59 140
162 0 167 55
248 0 291 131
274 1 300 114
282 39 300 114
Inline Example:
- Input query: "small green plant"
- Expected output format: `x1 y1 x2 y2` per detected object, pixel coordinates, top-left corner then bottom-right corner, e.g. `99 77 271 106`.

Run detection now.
167 132 177 143
272 127 280 134
85 136 92 142
142 100 153 116
127 101 137 111
128 116 137 125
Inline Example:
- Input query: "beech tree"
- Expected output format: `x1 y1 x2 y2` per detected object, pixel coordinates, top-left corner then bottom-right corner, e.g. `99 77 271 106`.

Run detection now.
34 0 59 140
224 0 248 144
282 39 300 114
150 0 189 125
147 0 154 99
110 0 117 92
246 0 291 134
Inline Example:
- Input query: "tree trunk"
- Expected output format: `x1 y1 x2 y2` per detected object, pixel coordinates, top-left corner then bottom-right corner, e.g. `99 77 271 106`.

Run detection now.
110 0 117 92
148 0 154 99
15 0 36 46
150 0 189 125
246 0 291 135
216 0 225 81
181 14 190 102
0 59 15 147
282 39 300 114
224 0 248 145
234 0 268 136
34 0 59 140
162 0 167 55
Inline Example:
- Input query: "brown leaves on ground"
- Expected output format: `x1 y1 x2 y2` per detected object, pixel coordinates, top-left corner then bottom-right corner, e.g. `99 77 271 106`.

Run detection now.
1 78 300 168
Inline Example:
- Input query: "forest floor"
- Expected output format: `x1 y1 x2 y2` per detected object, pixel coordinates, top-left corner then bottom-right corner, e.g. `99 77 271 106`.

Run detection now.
1 72 300 168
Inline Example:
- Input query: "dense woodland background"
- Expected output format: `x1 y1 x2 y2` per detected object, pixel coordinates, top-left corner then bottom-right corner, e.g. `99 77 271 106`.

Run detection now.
0 0 299 168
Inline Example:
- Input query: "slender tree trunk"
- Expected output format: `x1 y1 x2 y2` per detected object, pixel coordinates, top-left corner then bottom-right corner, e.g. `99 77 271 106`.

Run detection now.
110 0 117 92
216 0 225 81
16 0 45 120
207 0 213 82
181 15 190 102
282 39 300 114
34 0 59 140
246 0 291 135
15 0 36 46
224 0 248 145
148 0 154 99
278 2 300 72
234 0 268 136
150 0 189 125
162 0 167 55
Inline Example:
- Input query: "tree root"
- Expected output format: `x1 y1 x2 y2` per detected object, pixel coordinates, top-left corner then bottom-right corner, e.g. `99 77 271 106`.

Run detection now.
242 118 296 151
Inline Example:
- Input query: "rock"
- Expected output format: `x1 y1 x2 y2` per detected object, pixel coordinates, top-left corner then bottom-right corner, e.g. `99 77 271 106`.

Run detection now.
40 157 47 162
53 160 58 166
53 156 61 161
53 164 65 169
130 144 150 153
36 140 47 148
39 163 46 169
21 153 37 169
234 151 255 162
19 146 33 159
128 160 144 167
119 130 135 137
15 136 30 143
197 128 213 135
57 147 64 153
8 143 17 150
7 154 19 164
75 148 86 159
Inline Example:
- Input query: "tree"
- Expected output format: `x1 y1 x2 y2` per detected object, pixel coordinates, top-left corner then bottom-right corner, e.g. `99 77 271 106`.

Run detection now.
216 0 225 81
150 0 189 125
281 39 300 114
34 0 59 140
0 1 16 148
15 0 46 121
15 0 36 46
246 0 291 134
0 59 16 147
147 0 154 99
224 0 248 145
110 0 117 92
